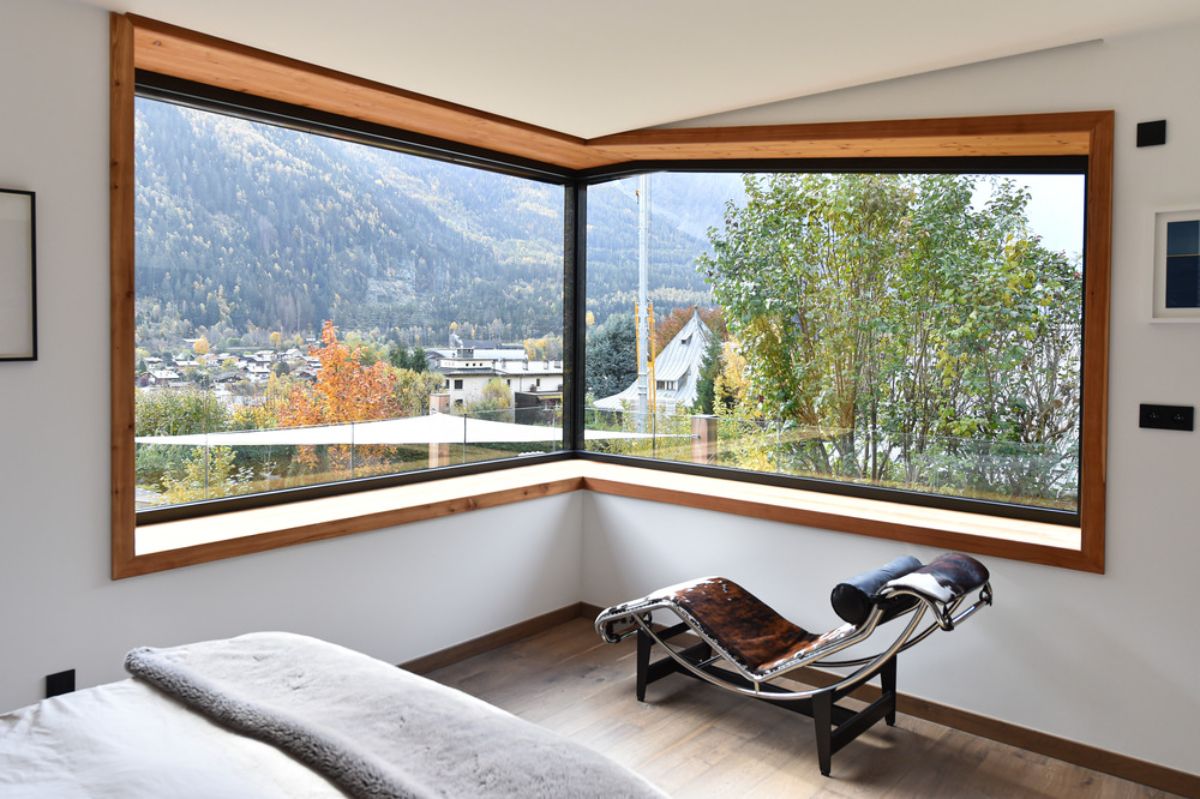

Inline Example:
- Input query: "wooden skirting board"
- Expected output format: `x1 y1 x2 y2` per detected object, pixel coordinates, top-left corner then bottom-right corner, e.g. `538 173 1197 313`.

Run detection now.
780 665 1198 798
574 602 1199 798
402 602 587 675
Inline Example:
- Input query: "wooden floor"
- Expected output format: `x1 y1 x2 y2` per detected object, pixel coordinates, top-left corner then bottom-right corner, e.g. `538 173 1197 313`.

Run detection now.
428 618 1179 799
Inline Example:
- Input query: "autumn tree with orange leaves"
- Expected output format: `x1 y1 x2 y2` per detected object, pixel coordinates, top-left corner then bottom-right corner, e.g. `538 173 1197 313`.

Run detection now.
654 306 726 348
279 321 405 471
280 321 402 428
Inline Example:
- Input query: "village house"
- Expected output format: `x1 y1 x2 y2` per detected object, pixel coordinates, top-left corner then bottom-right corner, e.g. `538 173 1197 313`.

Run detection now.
146 368 184 388
594 311 713 414
427 344 563 408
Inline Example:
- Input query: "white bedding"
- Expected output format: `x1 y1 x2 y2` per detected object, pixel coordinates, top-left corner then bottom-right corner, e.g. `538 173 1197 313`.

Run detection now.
1 633 665 798
0 678 344 799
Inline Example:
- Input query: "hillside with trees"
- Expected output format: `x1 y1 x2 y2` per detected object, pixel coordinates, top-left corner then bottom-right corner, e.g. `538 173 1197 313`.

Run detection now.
135 98 719 354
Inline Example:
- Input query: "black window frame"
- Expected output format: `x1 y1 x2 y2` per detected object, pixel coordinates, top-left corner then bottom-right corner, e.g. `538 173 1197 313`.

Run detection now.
576 159 1089 527
133 71 1088 529
134 72 577 525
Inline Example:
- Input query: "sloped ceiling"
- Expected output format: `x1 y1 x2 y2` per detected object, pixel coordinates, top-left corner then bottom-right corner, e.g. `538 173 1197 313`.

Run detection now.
80 0 1200 138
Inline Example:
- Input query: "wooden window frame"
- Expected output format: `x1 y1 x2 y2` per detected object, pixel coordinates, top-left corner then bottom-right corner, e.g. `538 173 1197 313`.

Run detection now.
110 13 1112 578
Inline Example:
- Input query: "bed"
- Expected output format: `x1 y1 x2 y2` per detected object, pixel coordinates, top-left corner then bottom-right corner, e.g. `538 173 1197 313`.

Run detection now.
0 632 665 799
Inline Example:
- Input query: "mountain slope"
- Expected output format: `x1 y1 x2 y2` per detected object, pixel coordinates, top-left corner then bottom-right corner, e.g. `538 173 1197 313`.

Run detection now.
134 98 722 352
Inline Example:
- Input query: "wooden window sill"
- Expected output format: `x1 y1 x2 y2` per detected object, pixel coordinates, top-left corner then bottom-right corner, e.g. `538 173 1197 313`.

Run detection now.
125 460 1092 579
123 461 585 577
578 462 1088 569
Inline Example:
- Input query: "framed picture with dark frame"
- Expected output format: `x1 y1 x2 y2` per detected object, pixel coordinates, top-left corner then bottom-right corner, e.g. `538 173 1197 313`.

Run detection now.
0 188 37 360
1153 208 1200 322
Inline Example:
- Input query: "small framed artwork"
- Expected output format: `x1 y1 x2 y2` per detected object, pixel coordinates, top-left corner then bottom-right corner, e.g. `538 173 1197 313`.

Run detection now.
0 189 37 360
1153 209 1200 322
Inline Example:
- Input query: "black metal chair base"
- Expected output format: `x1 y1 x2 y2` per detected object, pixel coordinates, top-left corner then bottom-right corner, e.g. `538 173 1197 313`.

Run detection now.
635 625 898 777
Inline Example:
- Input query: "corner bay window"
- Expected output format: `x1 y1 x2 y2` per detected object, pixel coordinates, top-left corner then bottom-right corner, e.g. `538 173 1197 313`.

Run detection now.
131 99 1092 539
112 28 1111 576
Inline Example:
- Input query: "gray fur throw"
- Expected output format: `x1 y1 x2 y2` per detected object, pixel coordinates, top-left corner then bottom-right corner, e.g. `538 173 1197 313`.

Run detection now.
126 632 664 799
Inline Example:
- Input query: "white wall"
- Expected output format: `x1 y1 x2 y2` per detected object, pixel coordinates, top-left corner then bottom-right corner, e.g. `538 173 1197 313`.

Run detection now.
0 0 583 713
583 25 1200 775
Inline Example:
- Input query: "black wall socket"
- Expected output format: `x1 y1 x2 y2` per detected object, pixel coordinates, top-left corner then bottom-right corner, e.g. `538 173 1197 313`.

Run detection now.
45 669 76 698
1136 120 1167 147
1139 404 1193 431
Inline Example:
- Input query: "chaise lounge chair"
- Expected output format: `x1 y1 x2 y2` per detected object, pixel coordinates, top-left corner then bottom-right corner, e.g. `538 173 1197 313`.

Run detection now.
594 552 992 776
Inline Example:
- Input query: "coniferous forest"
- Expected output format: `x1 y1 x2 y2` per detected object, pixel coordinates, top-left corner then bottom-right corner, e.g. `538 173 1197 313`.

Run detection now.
134 98 715 354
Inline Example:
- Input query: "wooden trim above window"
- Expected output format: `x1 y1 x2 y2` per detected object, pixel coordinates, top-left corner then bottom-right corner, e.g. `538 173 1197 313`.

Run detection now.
126 15 609 170
124 14 1102 169
584 113 1099 161
110 13 1111 578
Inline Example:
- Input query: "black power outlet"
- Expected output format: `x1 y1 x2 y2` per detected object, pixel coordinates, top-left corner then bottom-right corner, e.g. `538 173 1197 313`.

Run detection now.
1139 404 1193 431
1136 120 1167 147
45 669 76 698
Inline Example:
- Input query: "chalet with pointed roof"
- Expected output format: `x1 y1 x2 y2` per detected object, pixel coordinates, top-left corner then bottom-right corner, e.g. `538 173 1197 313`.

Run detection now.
594 310 713 414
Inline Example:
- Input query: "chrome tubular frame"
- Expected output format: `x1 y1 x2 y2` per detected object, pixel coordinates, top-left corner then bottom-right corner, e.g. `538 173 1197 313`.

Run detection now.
636 603 927 702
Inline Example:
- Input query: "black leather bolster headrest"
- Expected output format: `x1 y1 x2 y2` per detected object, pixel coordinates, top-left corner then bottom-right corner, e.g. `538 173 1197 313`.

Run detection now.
830 555 922 626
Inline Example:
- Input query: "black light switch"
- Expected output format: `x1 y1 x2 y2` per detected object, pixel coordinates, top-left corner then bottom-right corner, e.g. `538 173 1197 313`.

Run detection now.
45 669 75 698
1137 120 1167 147
1139 403 1193 431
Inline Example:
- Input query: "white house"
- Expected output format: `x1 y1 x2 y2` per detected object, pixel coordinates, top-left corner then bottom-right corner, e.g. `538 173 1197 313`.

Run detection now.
594 311 713 414
245 362 273 382
431 346 563 407
146 368 184 388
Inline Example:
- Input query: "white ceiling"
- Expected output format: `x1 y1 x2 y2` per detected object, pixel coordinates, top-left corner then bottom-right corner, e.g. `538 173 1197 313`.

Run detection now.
81 0 1200 138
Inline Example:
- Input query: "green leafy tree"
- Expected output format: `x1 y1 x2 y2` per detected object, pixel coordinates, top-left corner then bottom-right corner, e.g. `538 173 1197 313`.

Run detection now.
699 173 1081 506
586 313 637 401
389 345 429 373
160 446 251 504
135 389 231 491
391 368 446 416
135 388 228 436
693 334 723 415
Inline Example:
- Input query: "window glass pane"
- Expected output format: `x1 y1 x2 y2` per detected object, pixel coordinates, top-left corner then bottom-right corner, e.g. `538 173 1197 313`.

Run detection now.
585 171 1085 513
134 97 565 511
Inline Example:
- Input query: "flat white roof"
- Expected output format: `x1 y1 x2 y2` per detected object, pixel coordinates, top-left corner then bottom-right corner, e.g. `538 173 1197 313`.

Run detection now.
136 412 670 446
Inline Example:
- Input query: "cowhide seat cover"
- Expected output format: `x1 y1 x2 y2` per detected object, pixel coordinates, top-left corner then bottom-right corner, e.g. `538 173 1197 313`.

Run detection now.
667 578 819 676
604 578 856 677
884 553 990 604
